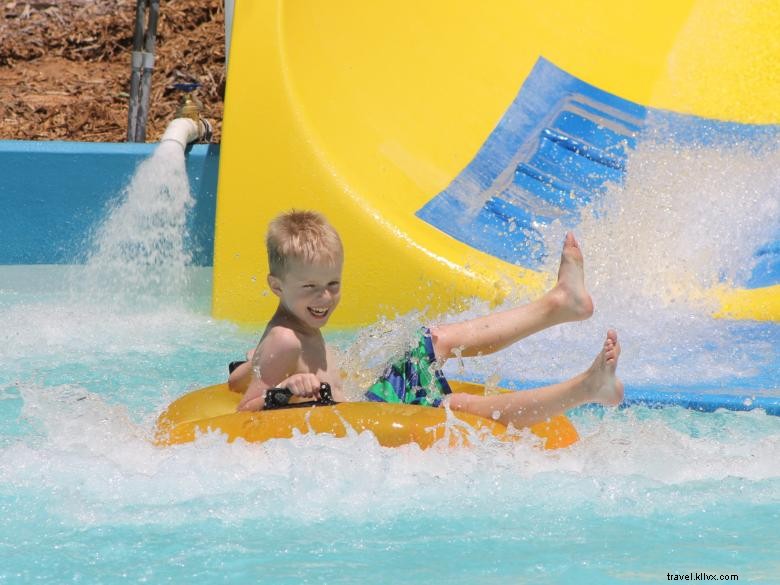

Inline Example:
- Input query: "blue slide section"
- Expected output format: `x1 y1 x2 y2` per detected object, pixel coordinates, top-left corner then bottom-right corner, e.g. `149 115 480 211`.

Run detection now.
417 58 780 287
421 58 780 415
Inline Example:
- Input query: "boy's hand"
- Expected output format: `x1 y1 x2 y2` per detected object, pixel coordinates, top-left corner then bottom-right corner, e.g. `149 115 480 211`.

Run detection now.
279 373 321 399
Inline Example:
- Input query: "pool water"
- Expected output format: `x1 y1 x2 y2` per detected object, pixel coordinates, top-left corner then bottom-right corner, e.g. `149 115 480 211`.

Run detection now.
2 137 780 583
1 271 779 584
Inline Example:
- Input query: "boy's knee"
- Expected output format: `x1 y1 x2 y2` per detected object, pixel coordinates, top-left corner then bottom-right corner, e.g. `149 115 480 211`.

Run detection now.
429 326 452 360
445 392 473 412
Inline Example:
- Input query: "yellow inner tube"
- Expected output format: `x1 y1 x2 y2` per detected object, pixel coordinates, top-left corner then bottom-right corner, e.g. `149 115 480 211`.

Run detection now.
155 380 579 450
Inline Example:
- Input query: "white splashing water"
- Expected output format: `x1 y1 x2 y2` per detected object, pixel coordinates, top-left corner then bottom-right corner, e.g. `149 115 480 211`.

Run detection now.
2 381 779 529
344 133 780 391
536 134 780 388
564 133 780 308
78 142 194 304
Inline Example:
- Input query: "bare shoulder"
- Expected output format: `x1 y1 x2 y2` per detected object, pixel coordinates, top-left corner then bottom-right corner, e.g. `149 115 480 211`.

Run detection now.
251 325 305 387
259 325 303 358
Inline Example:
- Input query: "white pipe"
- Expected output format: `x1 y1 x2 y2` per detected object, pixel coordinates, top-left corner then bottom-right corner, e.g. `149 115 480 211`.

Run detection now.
159 117 207 149
225 0 235 66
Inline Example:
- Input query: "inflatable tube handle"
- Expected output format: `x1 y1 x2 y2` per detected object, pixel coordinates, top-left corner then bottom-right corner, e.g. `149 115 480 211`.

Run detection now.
264 383 336 410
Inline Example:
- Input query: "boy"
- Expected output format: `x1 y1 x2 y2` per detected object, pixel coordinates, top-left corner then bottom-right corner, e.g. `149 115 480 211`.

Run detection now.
230 210 623 430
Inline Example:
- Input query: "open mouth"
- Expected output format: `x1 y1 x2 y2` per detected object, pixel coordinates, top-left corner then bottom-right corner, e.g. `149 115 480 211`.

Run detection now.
308 306 329 319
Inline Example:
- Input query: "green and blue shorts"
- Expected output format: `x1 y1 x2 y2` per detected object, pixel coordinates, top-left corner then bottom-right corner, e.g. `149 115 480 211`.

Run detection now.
364 328 451 407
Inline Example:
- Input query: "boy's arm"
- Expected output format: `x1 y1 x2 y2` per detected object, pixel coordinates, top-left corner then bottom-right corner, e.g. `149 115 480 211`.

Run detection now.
227 351 255 393
236 329 305 411
237 377 273 412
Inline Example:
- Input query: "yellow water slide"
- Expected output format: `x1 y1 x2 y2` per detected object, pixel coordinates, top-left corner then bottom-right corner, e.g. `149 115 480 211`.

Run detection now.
213 0 779 327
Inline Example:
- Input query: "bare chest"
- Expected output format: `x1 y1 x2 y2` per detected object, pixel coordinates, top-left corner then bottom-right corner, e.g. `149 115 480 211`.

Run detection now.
297 340 342 391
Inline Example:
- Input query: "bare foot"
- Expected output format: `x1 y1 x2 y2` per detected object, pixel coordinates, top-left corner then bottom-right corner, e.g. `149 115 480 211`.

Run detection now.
546 232 594 322
584 329 624 406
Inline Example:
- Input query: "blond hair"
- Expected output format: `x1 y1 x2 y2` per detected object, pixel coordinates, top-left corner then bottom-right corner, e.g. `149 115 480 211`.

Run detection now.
266 210 343 276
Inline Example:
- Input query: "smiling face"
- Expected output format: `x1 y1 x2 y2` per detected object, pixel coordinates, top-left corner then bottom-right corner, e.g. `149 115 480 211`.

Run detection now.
268 256 343 330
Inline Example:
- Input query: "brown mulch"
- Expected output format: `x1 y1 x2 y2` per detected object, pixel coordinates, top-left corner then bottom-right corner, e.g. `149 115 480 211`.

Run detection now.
0 0 224 142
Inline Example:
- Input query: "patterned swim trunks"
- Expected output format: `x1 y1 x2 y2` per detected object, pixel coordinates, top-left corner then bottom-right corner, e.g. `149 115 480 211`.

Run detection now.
364 328 452 407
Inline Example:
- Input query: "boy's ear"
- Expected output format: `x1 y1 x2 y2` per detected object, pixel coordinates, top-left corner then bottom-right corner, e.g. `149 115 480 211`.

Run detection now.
267 274 282 297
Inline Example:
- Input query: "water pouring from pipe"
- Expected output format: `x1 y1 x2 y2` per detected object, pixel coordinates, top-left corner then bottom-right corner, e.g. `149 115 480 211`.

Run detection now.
81 87 212 304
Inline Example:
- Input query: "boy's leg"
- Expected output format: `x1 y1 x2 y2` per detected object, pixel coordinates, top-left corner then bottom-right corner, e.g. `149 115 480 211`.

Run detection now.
431 232 594 359
446 331 623 429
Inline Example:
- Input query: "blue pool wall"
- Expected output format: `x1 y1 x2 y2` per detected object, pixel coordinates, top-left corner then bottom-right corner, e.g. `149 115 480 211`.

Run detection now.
0 140 220 266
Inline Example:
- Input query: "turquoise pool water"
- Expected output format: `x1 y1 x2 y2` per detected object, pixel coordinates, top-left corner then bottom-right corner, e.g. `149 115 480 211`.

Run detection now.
2 137 779 583
1 265 779 584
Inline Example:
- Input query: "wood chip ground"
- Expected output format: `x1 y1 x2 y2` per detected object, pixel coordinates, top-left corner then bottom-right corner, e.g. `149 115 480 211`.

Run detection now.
0 0 225 142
